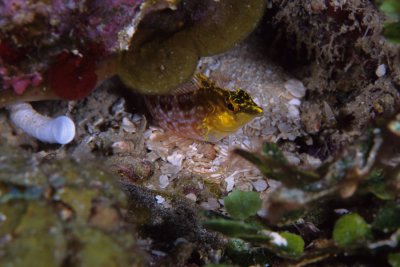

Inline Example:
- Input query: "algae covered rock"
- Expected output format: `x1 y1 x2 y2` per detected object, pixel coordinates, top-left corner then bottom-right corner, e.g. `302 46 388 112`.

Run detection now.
0 144 141 266
118 0 266 94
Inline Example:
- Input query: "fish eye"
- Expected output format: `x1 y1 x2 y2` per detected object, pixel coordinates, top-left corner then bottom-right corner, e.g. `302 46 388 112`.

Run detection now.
227 103 236 112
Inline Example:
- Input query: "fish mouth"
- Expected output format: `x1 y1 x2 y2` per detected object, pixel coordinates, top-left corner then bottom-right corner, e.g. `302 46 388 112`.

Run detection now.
251 106 264 116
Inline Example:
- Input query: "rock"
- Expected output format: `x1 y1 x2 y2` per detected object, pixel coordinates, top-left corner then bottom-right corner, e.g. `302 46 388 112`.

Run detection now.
375 64 386 77
284 79 307 98
0 144 141 266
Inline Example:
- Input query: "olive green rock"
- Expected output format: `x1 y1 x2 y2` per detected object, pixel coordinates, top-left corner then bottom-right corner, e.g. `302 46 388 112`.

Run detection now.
0 144 140 266
118 0 265 94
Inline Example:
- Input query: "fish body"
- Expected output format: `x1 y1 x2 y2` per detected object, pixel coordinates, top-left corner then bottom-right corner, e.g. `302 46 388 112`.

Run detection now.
145 74 263 142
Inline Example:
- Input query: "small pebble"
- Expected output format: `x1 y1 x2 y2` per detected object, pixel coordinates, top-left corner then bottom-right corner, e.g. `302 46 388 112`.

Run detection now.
167 151 185 167
252 179 268 192
375 64 386 77
0 213 6 223
111 98 126 115
284 79 306 98
155 195 165 204
287 105 300 119
225 172 236 192
334 208 349 215
236 182 253 192
323 101 335 122
198 143 217 160
159 174 170 188
288 98 301 106
160 163 180 175
185 193 197 202
200 198 220 210
284 152 301 165
305 155 322 168
121 117 136 133
112 141 135 154
278 122 291 133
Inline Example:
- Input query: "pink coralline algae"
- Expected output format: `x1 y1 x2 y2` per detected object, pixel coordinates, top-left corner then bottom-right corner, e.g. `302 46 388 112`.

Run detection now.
0 0 142 98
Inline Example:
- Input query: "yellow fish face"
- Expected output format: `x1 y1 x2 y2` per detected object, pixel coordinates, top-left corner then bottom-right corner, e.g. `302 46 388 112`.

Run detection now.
227 88 263 116
202 88 263 141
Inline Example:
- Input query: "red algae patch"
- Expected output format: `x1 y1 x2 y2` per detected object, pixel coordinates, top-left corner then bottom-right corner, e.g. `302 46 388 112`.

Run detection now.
48 51 98 100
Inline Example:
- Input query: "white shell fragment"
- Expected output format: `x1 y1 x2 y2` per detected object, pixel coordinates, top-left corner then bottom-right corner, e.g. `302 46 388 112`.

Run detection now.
252 179 268 192
155 195 165 204
185 193 197 202
267 232 288 247
284 79 306 98
288 98 301 106
225 171 237 192
166 151 185 167
200 198 220 210
159 174 170 188
121 117 137 133
7 102 75 145
375 64 386 77
287 105 300 119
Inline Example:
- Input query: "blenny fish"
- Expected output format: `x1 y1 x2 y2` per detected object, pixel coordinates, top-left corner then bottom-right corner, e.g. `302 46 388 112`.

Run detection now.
144 74 263 142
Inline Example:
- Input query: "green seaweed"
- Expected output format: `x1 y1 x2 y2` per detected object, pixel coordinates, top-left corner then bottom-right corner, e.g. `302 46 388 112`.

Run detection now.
278 232 305 257
372 202 400 233
380 0 400 43
333 213 372 249
389 252 400 267
223 191 262 220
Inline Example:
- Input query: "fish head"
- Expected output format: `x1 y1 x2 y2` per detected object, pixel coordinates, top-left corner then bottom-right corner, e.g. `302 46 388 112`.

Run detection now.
203 88 263 141
226 88 263 118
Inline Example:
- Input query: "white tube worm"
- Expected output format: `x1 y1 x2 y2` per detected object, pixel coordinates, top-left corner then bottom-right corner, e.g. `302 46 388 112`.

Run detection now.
7 102 76 144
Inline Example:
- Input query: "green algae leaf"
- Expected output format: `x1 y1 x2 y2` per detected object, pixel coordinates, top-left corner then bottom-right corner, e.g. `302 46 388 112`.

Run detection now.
380 0 400 18
389 252 400 267
366 169 395 200
225 238 268 266
379 0 400 45
333 213 372 248
278 232 305 257
203 219 261 237
224 190 261 220
383 22 400 44
372 202 400 233
262 143 286 162
227 238 250 253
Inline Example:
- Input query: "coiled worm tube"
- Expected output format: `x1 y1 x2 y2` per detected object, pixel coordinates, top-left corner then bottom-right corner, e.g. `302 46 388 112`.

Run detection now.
7 102 75 144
